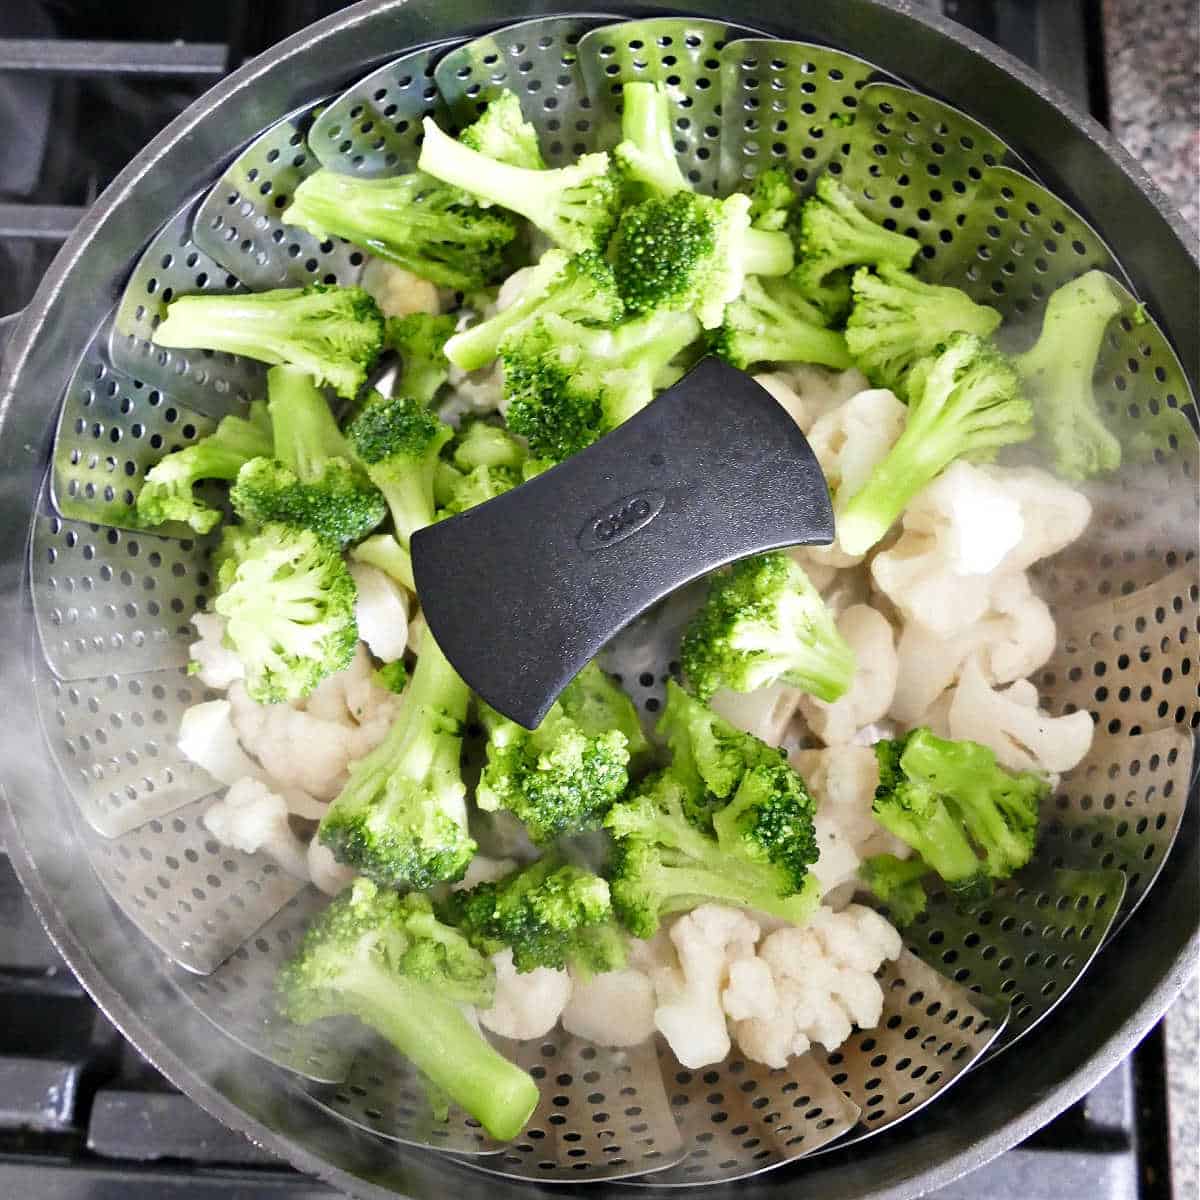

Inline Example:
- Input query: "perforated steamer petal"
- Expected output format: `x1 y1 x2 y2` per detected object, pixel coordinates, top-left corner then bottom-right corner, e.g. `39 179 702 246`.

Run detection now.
4 2 1196 1195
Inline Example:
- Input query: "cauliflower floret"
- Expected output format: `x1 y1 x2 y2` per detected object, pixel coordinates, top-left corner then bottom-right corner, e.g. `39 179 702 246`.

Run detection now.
754 365 871 435
494 265 537 313
178 699 265 786
798 604 898 746
983 465 1093 574
948 655 1094 774
811 813 863 897
722 957 780 1023
891 572 1057 724
203 778 309 880
561 968 657 1046
359 260 440 318
188 611 244 690
709 683 803 748
654 905 760 1069
348 562 410 661
734 904 901 1068
443 360 505 420
307 838 358 896
451 855 518 891
477 948 571 1041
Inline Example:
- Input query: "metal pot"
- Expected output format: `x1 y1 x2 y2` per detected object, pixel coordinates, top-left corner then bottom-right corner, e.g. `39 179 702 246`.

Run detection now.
0 2 1196 1197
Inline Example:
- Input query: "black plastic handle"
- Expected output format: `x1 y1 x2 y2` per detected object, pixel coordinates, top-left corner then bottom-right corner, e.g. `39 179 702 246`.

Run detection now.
412 357 834 728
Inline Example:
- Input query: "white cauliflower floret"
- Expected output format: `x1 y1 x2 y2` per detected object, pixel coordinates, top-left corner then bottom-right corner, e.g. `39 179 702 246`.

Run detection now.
444 360 505 419
891 572 1057 724
734 904 901 1068
178 699 264 786
654 905 760 1069
494 265 537 312
451 855 518 891
754 365 871 434
811 814 863 897
722 957 780 1023
359 260 440 318
798 605 897 746
203 778 309 880
792 745 910 862
561 968 657 1046
307 838 358 896
477 948 571 1040
982 465 1093 574
348 563 410 663
709 683 803 748
188 612 244 690
948 655 1094 774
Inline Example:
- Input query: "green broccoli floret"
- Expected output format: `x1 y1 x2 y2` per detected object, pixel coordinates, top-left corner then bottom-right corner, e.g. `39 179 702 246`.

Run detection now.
613 80 688 197
440 856 626 976
790 175 920 320
438 463 522 516
277 879 538 1140
346 393 454 546
859 853 930 926
450 419 528 472
214 522 357 703
476 662 642 844
318 623 475 888
281 171 517 292
845 265 1003 399
444 249 623 371
374 659 409 694
605 692 821 937
459 90 546 169
871 728 1047 903
681 552 856 703
134 401 272 534
501 309 700 460
1014 269 1123 480
152 284 384 400
747 167 797 232
350 533 414 592
230 366 385 547
708 274 852 371
385 312 456 406
836 332 1033 557
608 190 794 329
418 116 620 254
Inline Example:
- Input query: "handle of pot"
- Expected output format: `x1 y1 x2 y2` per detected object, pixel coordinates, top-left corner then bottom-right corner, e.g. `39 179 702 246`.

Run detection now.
0 310 24 374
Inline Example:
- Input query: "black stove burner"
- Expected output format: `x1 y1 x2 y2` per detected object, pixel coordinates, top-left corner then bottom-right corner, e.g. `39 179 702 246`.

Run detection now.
0 3 1179 1197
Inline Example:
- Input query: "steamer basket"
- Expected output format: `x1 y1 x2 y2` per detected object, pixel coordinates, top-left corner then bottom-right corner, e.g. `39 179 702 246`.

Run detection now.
1 3 1196 1199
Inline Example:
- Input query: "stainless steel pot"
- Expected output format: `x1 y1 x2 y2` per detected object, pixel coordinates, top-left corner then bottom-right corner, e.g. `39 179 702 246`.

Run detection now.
0 2 1196 1197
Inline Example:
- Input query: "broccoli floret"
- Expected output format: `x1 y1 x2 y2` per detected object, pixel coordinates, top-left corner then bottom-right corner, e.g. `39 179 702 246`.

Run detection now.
214 522 357 703
277 879 538 1140
608 191 794 329
444 249 623 371
450 419 528 472
386 313 456 406
440 856 626 977
836 332 1033 557
152 285 384 400
860 853 930 926
613 80 688 197
747 167 797 232
475 662 641 844
230 366 385 547
790 175 920 320
347 393 454 546
708 274 852 371
605 705 820 939
459 90 545 169
871 728 1047 902
318 623 475 887
418 117 620 254
374 659 409 694
135 401 271 534
845 265 1003 399
350 533 415 592
281 171 517 292
439 463 522 516
681 552 856 703
501 309 700 460
1014 269 1123 480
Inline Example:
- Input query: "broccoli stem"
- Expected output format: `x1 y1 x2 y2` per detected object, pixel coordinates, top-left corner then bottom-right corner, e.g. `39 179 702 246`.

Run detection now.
871 794 985 901
616 81 688 195
743 229 796 278
266 365 348 480
315 960 538 1140
1015 270 1123 481
350 533 415 591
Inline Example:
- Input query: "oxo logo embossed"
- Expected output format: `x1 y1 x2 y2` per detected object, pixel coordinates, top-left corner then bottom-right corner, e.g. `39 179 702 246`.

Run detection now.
577 489 666 553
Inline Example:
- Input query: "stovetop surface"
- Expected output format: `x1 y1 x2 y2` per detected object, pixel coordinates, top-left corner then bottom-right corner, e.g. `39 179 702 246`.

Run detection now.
0 2 1193 1198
